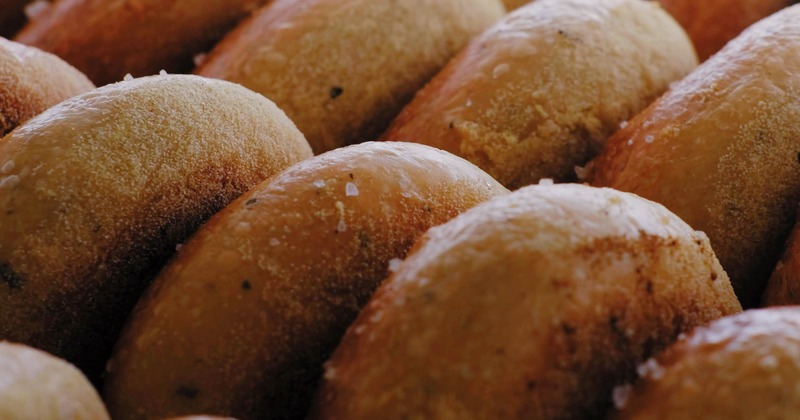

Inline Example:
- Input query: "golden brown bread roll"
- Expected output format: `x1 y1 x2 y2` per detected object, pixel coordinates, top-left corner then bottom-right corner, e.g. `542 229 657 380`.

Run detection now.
612 307 800 419
310 183 741 419
588 4 800 307
0 0 29 37
0 37 94 136
104 141 508 420
381 0 697 189
658 0 791 61
104 141 507 419
0 341 110 420
762 214 800 306
196 0 505 154
14 0 270 86
0 74 312 381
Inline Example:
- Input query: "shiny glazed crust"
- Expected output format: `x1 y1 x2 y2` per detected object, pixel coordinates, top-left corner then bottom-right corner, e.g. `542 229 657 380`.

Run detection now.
103 142 508 420
310 184 741 419
613 308 800 419
0 37 94 136
658 0 791 61
380 0 697 189
0 342 110 420
14 0 269 85
0 75 312 381
588 5 800 307
196 0 505 154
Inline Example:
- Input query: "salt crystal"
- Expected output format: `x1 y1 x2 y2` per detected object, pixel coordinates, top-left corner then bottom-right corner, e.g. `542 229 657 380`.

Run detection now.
313 179 325 189
123 73 134 81
388 258 403 273
335 201 346 232
637 358 664 380
0 175 20 189
323 366 337 381
612 384 632 409
345 182 359 197
269 238 280 246
175 243 184 251
159 69 168 76
760 355 778 369
574 165 588 181
627 139 634 146
193 53 208 67
492 63 510 79
466 99 473 107
1 160 14 174
644 135 655 144
24 0 49 20
619 120 629 129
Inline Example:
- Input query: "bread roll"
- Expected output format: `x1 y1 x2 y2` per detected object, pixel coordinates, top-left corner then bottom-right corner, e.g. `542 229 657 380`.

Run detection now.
658 0 791 61
310 184 741 419
196 0 505 154
0 74 312 381
14 0 270 85
612 308 800 419
381 0 697 189
761 214 800 305
588 4 800 307
0 341 109 420
104 141 508 420
0 0 29 37
0 37 93 136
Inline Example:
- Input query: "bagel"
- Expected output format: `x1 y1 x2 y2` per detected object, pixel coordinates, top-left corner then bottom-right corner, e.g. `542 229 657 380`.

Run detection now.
380 0 697 189
310 183 741 419
0 74 312 381
0 37 93 136
612 308 800 419
0 341 109 420
196 0 505 154
104 141 508 420
15 0 270 85
658 0 791 61
588 4 800 307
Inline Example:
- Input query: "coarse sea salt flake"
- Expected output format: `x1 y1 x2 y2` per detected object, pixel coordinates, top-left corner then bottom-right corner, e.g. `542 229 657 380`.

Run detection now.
1 160 14 174
612 384 632 409
388 258 403 273
0 175 20 189
24 0 49 20
345 182 359 197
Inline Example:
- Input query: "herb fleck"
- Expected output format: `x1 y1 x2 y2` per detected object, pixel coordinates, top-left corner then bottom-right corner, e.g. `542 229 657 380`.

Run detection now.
242 280 252 291
330 86 344 99
175 385 199 399
0 263 23 289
